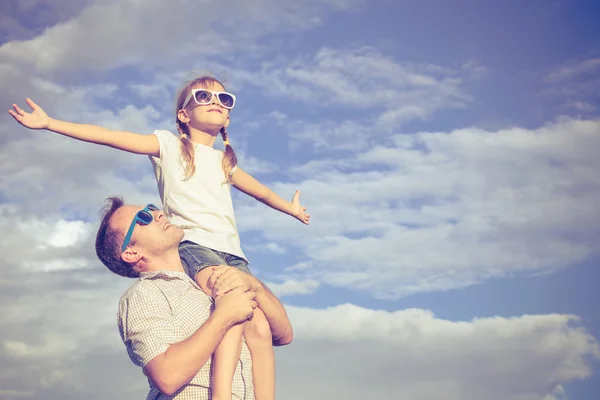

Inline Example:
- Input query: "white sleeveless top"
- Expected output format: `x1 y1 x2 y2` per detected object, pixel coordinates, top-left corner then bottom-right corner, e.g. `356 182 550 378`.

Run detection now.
149 130 247 261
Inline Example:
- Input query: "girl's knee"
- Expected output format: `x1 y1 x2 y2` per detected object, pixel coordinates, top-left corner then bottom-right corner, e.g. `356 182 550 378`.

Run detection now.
246 310 272 342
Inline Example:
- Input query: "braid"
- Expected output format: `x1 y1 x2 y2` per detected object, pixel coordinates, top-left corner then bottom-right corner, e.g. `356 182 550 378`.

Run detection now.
220 127 238 183
177 121 196 180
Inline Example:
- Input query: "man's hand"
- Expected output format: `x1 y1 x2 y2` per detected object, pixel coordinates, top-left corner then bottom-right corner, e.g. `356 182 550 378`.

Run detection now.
208 265 261 297
213 286 257 326
210 265 293 346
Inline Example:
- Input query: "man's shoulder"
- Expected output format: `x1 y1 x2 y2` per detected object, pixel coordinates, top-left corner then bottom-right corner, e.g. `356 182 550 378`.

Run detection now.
119 278 163 306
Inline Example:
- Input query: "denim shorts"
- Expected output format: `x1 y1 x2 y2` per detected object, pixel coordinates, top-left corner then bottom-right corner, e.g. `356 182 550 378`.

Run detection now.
179 240 252 281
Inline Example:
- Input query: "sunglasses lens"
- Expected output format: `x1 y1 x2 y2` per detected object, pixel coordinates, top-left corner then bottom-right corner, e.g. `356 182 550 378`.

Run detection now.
218 93 234 108
193 89 212 104
148 204 159 211
137 211 153 225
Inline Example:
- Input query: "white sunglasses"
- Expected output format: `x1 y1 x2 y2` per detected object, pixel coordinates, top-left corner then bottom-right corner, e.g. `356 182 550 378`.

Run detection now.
182 89 236 110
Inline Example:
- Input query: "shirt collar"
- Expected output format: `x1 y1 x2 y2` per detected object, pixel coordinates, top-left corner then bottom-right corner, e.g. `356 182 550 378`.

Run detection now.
139 269 197 286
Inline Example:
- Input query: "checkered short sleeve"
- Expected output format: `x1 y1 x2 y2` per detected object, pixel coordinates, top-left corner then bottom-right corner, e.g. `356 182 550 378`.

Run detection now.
118 282 178 368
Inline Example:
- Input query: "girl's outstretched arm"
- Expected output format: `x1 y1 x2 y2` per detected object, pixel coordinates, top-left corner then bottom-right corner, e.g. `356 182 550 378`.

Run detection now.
231 167 310 225
8 98 160 156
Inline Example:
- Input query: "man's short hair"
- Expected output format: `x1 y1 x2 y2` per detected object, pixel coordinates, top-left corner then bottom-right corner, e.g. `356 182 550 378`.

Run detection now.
95 196 139 278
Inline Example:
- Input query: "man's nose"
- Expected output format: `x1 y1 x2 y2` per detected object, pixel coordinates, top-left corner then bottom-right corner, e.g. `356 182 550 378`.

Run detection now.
154 210 164 221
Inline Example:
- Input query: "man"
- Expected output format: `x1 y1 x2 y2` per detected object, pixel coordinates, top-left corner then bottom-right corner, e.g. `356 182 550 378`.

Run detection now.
94 197 293 399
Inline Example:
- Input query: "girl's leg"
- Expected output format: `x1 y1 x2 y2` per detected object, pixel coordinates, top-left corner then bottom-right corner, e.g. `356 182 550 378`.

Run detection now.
222 255 275 400
244 307 275 400
212 321 246 400
196 267 244 400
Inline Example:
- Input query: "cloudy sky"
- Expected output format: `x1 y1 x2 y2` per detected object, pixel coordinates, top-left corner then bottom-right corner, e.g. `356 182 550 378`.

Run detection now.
1 0 600 399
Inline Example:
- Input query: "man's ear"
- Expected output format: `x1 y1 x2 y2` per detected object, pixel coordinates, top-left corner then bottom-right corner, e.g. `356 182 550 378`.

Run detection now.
121 248 142 265
177 109 190 124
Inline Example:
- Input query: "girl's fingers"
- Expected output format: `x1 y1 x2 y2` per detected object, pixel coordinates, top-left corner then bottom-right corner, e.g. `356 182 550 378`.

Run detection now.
8 110 21 121
8 110 23 122
26 98 37 110
292 190 300 202
15 104 27 117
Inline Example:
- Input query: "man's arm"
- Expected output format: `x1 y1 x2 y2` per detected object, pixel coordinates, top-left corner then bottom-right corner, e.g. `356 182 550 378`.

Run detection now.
252 279 294 345
208 266 293 346
123 286 256 396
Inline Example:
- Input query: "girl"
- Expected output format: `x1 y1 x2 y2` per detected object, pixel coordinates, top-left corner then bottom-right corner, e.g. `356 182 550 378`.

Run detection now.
9 75 309 400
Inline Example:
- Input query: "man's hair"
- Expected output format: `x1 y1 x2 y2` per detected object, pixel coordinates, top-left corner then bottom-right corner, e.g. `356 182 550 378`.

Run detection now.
95 196 139 278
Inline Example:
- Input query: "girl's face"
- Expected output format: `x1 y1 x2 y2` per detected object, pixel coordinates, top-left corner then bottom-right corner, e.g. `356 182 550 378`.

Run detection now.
182 81 231 134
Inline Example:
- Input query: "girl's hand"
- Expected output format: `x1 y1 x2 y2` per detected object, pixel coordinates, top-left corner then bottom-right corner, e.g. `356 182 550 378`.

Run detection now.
8 98 51 130
291 190 310 225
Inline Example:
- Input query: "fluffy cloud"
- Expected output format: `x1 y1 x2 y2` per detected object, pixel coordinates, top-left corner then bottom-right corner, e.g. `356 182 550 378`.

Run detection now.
226 47 471 136
276 304 599 400
0 0 364 73
236 118 600 298
542 55 600 116
544 56 600 83
265 279 320 297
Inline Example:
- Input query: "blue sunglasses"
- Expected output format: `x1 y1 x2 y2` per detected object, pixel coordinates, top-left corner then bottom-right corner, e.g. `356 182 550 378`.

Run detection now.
121 204 160 252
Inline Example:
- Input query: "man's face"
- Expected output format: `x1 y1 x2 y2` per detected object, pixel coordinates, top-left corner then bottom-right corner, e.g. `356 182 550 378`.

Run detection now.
110 204 183 258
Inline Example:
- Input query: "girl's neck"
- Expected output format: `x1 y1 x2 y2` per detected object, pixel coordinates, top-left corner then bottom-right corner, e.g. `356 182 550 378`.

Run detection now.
188 128 218 148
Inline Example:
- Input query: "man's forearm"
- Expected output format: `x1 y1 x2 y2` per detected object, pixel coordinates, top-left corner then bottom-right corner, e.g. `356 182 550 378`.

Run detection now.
254 281 293 345
144 311 233 395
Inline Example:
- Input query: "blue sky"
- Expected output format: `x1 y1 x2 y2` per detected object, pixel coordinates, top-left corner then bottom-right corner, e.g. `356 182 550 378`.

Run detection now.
1 1 599 399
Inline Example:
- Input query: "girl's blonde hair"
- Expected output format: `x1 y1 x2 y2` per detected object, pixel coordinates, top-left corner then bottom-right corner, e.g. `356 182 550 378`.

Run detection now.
175 75 238 182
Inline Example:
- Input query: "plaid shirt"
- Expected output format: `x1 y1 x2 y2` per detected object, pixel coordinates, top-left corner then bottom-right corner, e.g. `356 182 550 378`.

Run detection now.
118 270 254 400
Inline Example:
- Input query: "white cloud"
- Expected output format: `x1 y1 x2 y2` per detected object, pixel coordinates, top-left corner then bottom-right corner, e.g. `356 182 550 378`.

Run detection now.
236 118 600 298
3 336 77 359
0 205 98 272
462 59 489 80
564 100 597 112
265 279 319 297
278 304 598 400
287 119 374 152
245 241 287 255
0 0 365 74
214 46 476 153
544 56 600 83
45 220 91 248
541 55 600 116
227 46 471 135
0 389 35 398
